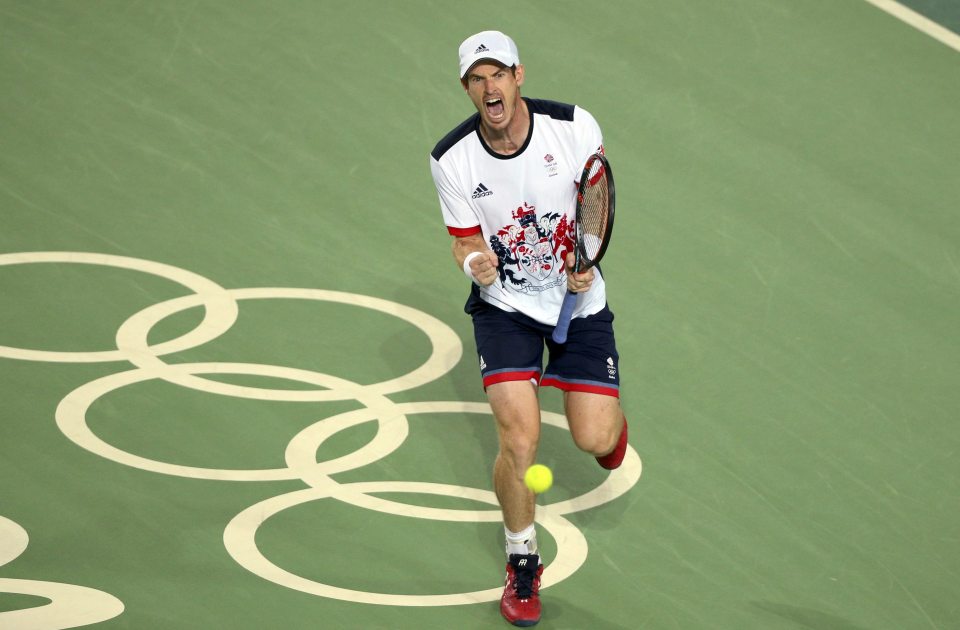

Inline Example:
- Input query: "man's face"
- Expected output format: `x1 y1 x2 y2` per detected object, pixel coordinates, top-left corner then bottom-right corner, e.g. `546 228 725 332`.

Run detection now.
462 62 525 131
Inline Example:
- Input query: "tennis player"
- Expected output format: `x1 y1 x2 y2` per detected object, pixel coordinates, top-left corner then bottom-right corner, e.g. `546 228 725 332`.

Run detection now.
429 31 629 626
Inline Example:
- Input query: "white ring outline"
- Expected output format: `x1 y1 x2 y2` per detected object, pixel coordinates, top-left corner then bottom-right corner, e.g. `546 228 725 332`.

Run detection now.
55 362 410 481
0 251 237 363
113 287 463 399
220 402 638 605
286 401 642 518
0 515 125 627
223 484 588 606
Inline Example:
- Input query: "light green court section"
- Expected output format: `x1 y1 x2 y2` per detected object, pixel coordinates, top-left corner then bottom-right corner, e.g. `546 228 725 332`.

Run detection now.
2 1 959 628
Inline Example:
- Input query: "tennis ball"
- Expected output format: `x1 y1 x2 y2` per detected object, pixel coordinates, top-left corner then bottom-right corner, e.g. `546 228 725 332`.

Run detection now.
524 464 553 494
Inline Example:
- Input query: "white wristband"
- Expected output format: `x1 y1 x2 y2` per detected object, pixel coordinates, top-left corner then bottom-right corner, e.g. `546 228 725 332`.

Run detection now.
462 251 484 283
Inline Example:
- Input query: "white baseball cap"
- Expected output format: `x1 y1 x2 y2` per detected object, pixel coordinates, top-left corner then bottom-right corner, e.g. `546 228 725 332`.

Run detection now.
458 30 520 78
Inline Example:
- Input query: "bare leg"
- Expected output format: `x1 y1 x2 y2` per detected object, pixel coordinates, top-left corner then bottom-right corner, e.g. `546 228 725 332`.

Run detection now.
486 380 541 532
564 391 624 456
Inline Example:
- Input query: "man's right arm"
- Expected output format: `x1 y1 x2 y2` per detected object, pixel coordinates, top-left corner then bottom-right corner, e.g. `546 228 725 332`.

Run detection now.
429 156 498 286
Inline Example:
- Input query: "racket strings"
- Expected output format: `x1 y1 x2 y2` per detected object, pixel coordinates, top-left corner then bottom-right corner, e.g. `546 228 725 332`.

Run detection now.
578 171 609 262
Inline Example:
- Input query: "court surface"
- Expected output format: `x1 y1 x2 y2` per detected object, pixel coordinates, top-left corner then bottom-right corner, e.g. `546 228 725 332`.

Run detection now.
2 1 959 628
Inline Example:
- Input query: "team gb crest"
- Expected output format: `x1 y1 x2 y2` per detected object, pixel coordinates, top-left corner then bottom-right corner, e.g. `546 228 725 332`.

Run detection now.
488 202 573 293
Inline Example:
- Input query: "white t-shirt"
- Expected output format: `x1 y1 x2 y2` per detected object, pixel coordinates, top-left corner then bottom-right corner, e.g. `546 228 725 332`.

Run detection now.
430 98 607 326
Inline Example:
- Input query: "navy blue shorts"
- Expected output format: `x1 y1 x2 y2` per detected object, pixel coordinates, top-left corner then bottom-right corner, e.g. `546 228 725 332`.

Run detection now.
466 291 621 397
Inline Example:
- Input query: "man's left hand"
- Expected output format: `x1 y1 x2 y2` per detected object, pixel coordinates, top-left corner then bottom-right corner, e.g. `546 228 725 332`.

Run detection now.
565 253 594 292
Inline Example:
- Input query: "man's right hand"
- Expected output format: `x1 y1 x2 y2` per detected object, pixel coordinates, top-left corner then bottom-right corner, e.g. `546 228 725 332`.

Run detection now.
467 250 500 286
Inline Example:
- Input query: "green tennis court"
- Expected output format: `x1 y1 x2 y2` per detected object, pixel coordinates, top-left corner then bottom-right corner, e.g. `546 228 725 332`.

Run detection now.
2 1 958 628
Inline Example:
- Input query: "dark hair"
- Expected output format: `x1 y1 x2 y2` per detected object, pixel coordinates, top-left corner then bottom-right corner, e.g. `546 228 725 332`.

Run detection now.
460 63 517 87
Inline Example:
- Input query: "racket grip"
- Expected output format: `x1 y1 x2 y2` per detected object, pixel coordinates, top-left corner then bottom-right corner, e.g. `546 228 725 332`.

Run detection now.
552 290 578 344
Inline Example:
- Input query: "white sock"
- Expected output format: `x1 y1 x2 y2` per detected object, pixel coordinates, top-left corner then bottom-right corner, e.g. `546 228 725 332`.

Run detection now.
504 523 538 557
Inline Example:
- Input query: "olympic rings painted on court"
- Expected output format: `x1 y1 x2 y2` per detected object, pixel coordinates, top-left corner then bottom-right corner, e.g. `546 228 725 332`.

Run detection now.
0 251 642 620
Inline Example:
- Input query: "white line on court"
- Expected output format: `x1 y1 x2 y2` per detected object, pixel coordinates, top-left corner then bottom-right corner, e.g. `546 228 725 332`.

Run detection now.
864 0 960 53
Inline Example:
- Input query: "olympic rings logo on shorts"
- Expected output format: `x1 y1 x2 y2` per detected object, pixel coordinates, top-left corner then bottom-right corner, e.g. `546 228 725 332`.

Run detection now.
0 251 641 624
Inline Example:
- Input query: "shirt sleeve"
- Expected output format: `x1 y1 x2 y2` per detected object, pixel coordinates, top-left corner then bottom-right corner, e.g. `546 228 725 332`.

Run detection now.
430 155 481 236
573 106 605 179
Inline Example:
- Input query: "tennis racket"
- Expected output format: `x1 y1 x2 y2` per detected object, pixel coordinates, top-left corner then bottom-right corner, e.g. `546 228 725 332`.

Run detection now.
551 152 615 344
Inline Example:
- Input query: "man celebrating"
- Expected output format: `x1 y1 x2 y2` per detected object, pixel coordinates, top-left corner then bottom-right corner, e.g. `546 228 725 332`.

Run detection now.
429 31 629 627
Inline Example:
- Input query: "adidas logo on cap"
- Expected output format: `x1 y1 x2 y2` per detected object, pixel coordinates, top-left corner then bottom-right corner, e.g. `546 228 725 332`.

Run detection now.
459 31 520 79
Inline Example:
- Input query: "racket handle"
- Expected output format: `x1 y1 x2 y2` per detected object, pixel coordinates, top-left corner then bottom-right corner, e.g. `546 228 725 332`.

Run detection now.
552 290 578 344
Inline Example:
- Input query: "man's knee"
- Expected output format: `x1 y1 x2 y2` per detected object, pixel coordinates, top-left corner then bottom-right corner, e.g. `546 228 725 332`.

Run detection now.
488 381 541 464
565 393 623 455
497 422 540 467
570 420 619 455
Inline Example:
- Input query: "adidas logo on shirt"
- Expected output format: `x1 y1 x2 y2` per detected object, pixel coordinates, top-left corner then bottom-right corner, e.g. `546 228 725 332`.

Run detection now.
472 183 493 199
474 44 490 54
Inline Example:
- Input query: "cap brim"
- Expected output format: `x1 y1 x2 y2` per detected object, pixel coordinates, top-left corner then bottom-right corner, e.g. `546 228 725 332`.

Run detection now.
460 55 516 78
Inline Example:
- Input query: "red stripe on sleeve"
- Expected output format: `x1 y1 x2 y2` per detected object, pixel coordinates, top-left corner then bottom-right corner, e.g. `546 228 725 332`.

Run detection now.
447 225 482 237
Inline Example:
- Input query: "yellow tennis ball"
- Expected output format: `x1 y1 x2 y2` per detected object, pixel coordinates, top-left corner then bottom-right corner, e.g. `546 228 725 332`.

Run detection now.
524 464 553 494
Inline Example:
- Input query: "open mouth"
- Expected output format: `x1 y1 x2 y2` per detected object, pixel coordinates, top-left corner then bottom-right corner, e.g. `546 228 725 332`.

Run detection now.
485 98 505 119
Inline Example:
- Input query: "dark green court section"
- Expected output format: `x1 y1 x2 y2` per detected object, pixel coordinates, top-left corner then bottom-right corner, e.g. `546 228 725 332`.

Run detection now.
899 0 960 33
2 1 959 628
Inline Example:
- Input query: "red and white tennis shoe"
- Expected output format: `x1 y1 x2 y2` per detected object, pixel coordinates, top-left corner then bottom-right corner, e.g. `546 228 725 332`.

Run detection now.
500 553 543 627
